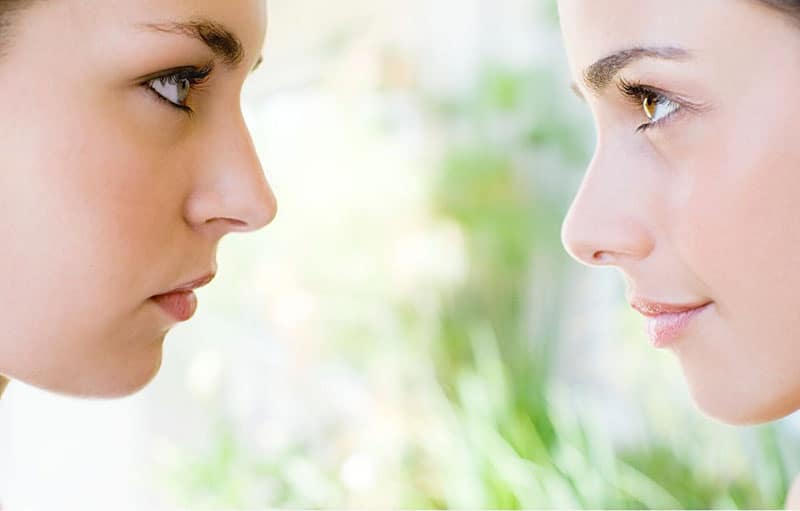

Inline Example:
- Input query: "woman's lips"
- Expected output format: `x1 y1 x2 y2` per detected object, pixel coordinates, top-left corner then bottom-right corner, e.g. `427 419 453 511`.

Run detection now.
151 272 215 322
630 298 713 348
165 273 216 293
151 291 198 322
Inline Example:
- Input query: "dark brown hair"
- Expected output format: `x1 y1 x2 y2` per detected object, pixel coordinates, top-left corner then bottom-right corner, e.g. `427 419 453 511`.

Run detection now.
0 1 37 58
757 0 800 17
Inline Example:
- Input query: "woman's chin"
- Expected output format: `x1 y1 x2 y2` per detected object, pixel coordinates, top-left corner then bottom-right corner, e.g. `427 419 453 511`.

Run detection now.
686 377 800 426
6 332 166 399
76 342 165 399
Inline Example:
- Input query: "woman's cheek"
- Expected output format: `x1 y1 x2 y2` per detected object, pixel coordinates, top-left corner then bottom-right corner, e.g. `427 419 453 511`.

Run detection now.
119 85 189 147
680 106 800 316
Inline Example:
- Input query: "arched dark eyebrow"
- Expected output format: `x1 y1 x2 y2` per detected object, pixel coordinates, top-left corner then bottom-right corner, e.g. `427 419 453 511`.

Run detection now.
137 17 264 73
570 46 692 99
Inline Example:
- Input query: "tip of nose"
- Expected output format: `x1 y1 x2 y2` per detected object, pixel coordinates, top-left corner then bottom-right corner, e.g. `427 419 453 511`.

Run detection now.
258 191 278 228
239 179 278 232
560 222 588 265
560 213 653 268
202 187 277 234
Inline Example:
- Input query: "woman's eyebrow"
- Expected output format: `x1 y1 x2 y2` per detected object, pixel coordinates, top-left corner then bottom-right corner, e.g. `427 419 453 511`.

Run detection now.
136 17 264 73
570 46 692 99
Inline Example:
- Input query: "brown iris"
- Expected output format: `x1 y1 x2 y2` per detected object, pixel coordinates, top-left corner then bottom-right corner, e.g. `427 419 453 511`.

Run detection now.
642 94 658 120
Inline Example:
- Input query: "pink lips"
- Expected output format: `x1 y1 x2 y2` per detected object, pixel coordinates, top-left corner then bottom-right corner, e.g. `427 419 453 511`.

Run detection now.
630 298 713 348
151 291 198 322
151 272 216 322
166 273 216 293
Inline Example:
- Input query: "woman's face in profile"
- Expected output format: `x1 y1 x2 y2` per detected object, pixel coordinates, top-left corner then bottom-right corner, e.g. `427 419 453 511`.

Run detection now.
0 0 276 397
558 0 800 425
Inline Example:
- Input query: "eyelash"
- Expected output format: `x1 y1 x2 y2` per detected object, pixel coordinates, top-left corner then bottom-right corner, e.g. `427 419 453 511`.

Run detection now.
616 77 682 134
143 63 214 117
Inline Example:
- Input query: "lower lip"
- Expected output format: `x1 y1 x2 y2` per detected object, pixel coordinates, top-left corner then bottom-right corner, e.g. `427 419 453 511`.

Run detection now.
151 291 198 322
645 303 712 348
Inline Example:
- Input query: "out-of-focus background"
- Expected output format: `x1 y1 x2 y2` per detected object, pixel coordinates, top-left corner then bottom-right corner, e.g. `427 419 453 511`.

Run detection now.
2 1 800 508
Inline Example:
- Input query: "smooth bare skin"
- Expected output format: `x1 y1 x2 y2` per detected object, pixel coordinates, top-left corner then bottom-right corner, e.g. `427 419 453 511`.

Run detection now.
558 0 800 426
0 0 276 398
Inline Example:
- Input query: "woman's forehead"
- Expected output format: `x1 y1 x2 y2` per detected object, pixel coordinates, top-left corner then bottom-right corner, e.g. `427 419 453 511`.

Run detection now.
558 0 781 80
60 0 267 45
23 0 268 75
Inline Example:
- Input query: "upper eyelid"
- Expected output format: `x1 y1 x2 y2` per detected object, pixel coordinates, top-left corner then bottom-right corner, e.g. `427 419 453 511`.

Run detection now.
616 78 673 106
570 78 682 112
615 77 711 116
156 68 213 87
611 78 683 133
143 65 214 117
137 61 216 85
145 65 214 96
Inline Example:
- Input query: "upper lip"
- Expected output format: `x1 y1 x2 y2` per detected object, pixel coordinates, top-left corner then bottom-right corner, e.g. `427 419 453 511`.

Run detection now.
158 272 216 295
630 297 712 317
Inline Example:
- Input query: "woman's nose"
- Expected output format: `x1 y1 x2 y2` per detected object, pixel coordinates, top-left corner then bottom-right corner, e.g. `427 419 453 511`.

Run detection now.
184 110 278 237
560 148 655 267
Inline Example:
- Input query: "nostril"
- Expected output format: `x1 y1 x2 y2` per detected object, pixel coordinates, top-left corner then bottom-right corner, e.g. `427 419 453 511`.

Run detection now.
592 251 609 263
229 218 248 228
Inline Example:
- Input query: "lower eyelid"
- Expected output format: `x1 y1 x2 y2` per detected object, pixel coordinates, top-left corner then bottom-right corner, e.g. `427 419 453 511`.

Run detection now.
143 84 171 106
651 100 681 122
639 104 684 133
141 84 193 116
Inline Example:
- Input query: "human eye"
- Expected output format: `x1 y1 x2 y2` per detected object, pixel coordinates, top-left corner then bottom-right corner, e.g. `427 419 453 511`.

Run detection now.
143 63 214 116
617 77 682 133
